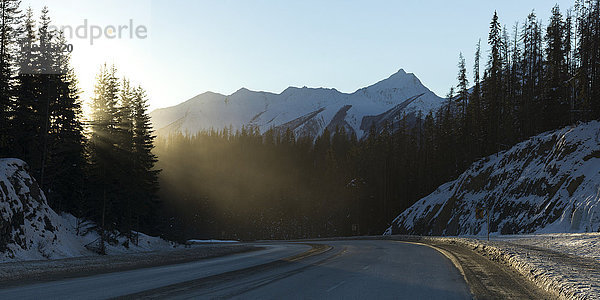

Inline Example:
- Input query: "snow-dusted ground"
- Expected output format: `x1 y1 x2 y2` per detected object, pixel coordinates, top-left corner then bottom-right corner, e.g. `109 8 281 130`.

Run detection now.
494 233 600 263
0 158 177 263
1 212 178 263
446 233 600 299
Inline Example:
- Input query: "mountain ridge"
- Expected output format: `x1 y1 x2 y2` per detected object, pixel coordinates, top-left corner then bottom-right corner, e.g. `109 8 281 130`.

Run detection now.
150 69 445 138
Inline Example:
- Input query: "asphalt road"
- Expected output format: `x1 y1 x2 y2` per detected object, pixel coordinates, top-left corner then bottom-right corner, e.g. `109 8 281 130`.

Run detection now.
1 240 472 299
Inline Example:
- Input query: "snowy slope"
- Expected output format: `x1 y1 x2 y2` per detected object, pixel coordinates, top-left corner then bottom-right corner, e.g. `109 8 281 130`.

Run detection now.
150 69 445 138
386 121 600 236
0 159 175 262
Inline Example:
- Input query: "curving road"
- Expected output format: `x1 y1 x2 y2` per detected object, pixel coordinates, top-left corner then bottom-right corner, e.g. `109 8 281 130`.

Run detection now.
0 240 472 299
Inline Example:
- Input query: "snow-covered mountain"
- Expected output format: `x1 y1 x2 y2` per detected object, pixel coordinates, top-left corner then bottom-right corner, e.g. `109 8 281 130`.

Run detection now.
150 69 445 138
385 121 600 236
0 159 174 262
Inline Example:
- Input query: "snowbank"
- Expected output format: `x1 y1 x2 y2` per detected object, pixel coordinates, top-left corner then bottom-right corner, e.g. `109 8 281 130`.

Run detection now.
448 235 600 300
0 159 176 262
497 233 600 263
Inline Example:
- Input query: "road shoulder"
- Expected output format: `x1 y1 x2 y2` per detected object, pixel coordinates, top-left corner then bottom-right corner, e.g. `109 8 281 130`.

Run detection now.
0 244 258 287
413 239 559 299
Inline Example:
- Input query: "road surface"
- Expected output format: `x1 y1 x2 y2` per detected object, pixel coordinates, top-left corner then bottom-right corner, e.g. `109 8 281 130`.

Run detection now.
0 240 471 299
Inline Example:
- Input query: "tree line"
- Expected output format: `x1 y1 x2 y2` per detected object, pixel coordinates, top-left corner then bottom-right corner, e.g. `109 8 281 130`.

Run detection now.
2 0 598 242
156 1 600 241
0 2 159 249
452 1 600 161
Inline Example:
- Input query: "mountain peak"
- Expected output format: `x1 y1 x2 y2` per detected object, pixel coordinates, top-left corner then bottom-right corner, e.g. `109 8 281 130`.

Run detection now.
381 69 420 86
393 68 407 76
232 87 252 95
355 69 429 99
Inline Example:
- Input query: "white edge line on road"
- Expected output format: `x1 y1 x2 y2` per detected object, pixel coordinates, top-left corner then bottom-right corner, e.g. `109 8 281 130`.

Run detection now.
396 241 471 295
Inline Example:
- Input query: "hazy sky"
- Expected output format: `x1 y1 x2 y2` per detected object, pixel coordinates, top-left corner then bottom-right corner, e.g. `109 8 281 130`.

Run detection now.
22 0 575 110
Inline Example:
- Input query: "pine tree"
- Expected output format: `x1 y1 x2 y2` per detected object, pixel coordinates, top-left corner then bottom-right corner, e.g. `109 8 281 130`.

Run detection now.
131 85 160 235
520 11 544 136
499 24 516 145
88 64 120 246
591 0 600 120
37 6 56 189
457 52 469 119
564 9 576 124
576 0 600 119
44 31 86 214
12 7 41 170
543 5 569 129
509 22 523 139
467 39 484 158
483 11 504 153
0 0 20 155
28 8 87 212
114 78 135 233
456 52 469 170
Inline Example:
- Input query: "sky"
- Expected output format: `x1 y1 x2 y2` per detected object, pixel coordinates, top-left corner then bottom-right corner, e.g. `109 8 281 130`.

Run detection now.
22 0 576 111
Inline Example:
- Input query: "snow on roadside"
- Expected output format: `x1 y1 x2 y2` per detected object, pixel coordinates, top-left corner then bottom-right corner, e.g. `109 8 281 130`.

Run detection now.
0 211 178 263
0 158 177 263
495 233 600 263
438 235 600 300
187 239 239 244
59 213 178 256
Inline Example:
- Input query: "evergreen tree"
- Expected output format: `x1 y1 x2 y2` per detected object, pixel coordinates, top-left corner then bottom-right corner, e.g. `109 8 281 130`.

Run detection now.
483 11 504 153
88 64 120 244
0 0 20 155
576 0 600 119
456 52 469 169
44 31 86 214
37 6 55 189
35 8 86 212
457 52 469 119
520 11 544 136
12 7 41 170
543 5 569 129
499 25 516 145
114 78 135 233
467 39 484 158
509 22 523 139
131 85 160 235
